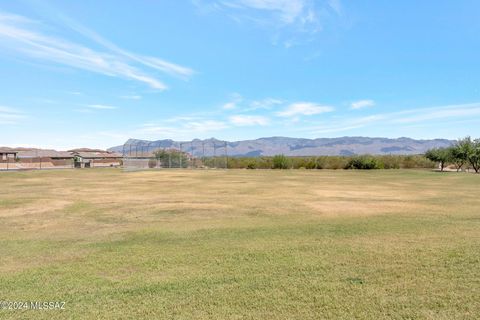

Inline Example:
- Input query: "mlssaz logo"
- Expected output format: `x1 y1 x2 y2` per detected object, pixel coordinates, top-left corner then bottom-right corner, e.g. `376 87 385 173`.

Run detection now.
0 301 66 310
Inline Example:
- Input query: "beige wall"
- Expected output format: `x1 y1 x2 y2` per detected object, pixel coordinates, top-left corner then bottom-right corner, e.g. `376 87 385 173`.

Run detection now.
91 160 121 167
0 158 74 170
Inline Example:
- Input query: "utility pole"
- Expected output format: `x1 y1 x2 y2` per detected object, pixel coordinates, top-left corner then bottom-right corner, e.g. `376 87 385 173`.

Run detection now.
202 141 205 168
213 142 216 168
168 148 171 169
191 141 194 169
179 143 183 168
225 141 228 169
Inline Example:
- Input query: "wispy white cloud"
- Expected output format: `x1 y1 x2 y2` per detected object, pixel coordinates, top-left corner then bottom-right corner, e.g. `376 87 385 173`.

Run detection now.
308 102 480 134
247 98 283 110
222 94 283 112
133 56 194 79
57 14 194 79
74 104 117 113
120 95 142 100
87 104 117 110
32 98 56 104
138 118 229 140
223 0 306 24
308 115 385 134
276 102 334 117
195 0 343 47
229 114 270 126
392 104 480 124
222 92 243 110
350 99 375 110
183 120 229 131
0 11 193 90
0 12 32 24
97 131 129 140
0 106 21 113
163 116 204 123
74 108 94 114
0 105 25 124
327 0 342 15
222 102 237 110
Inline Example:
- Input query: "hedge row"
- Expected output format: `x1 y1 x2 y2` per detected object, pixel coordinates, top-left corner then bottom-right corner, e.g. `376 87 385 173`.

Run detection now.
202 154 435 170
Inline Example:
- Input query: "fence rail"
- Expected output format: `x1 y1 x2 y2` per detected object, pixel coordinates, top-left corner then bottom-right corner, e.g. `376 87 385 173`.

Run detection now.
122 140 228 171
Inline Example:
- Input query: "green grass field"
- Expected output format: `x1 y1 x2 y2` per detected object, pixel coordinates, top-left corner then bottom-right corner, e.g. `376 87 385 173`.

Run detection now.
0 169 479 319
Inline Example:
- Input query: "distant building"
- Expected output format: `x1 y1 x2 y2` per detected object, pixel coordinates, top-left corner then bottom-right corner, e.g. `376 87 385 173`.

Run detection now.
0 148 74 170
0 148 18 170
0 148 18 161
0 147 122 170
68 148 122 168
17 149 74 169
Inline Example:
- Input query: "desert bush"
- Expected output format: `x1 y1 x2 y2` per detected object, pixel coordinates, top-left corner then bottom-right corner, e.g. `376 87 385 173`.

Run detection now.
305 157 318 169
379 155 400 169
290 157 319 169
272 154 290 169
255 157 272 169
405 155 436 169
246 161 256 169
207 154 439 170
314 157 325 169
344 156 380 170
322 156 348 170
401 155 417 169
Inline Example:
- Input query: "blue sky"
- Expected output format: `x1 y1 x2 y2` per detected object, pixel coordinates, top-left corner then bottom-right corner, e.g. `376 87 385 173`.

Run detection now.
1 0 480 149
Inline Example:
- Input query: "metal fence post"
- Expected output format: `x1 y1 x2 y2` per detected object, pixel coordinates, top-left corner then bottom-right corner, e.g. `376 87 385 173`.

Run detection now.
202 141 205 163
180 143 183 168
225 141 228 169
213 142 216 168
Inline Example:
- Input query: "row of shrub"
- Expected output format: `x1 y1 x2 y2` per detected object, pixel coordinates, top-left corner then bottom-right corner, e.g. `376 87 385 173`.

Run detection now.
206 154 435 170
147 137 480 171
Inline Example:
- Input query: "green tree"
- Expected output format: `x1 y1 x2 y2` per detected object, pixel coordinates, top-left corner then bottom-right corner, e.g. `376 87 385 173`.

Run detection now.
449 138 470 172
468 138 480 173
154 149 188 168
454 136 480 173
425 148 450 172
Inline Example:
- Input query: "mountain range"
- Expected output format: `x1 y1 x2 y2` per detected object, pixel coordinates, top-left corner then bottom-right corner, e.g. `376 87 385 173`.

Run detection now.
109 137 454 157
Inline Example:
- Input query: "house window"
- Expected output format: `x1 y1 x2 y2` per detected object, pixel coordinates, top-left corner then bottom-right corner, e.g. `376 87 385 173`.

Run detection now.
2 154 6 161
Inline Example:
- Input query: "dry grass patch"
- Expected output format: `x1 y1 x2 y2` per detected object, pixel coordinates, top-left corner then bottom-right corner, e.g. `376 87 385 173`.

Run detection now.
0 168 479 319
